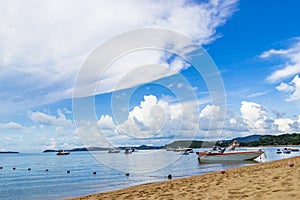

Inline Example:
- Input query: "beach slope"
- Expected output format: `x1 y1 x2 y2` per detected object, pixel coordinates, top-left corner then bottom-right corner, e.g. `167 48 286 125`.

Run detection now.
69 156 300 200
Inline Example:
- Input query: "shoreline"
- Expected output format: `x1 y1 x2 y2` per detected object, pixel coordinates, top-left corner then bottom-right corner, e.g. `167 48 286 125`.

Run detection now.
68 156 300 200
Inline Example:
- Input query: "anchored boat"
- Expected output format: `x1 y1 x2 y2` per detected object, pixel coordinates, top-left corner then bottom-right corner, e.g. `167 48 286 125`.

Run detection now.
56 150 70 155
196 141 264 162
108 148 120 153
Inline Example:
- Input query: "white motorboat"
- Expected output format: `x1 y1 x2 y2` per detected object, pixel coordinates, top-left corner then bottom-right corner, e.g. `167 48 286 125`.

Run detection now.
108 148 120 153
56 150 70 155
174 147 194 153
196 141 264 162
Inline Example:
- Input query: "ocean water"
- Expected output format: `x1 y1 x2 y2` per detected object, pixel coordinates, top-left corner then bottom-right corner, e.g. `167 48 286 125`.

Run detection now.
0 147 299 200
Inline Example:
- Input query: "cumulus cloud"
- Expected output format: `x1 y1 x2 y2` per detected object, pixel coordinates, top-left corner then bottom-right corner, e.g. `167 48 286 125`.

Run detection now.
0 0 238 111
240 101 268 131
261 38 300 83
98 115 116 130
117 95 174 138
98 94 200 141
197 104 228 139
199 105 221 119
74 97 300 147
274 118 293 133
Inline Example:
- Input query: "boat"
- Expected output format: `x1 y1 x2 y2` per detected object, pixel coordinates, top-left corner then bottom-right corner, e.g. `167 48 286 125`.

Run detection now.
56 150 70 155
276 149 282 154
181 151 190 155
282 148 291 154
291 148 299 152
196 141 264 162
124 147 132 154
108 148 120 153
174 147 194 153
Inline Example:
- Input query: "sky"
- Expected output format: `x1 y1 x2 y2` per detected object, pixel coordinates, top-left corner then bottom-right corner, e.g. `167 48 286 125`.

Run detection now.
1 0 300 152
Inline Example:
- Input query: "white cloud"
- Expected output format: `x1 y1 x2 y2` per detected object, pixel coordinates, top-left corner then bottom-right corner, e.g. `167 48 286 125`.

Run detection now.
98 115 116 130
229 118 237 124
268 64 300 83
247 91 269 98
286 75 300 101
117 95 172 138
199 105 221 119
274 118 293 133
259 49 291 58
240 101 268 131
29 109 73 127
198 104 227 139
112 95 202 140
276 75 300 102
276 82 294 92
262 38 300 83
0 0 238 111
0 122 25 130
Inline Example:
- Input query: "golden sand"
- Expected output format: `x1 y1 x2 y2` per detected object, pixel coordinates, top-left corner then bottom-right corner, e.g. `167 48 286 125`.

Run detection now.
69 156 300 200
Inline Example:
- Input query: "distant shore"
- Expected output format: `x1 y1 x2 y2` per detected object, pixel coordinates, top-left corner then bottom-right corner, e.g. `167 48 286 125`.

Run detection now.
0 151 19 154
68 156 300 200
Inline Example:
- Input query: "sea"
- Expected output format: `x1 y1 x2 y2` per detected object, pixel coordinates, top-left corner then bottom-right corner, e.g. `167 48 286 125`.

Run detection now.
0 147 299 200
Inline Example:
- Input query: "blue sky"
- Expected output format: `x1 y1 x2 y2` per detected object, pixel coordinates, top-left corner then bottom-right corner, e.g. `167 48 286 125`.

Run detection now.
1 0 300 152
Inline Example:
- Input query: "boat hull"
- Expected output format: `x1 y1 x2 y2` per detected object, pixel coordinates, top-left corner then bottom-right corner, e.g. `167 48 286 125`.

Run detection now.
197 150 264 162
56 152 69 155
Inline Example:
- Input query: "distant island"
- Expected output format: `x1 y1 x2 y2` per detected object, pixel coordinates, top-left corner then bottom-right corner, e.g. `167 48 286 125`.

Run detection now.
42 133 300 153
0 151 19 154
42 145 161 153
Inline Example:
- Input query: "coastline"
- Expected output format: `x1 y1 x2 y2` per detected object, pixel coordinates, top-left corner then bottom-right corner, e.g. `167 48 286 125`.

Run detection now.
68 156 300 200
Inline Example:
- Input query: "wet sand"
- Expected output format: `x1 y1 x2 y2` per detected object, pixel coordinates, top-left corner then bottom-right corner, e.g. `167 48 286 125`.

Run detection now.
68 156 300 200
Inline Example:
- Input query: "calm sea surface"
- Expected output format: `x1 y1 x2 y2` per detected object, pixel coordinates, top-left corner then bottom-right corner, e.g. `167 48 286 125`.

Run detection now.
0 147 299 200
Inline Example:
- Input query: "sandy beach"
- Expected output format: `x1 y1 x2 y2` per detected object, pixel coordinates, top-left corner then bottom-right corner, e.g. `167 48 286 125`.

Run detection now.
69 156 300 200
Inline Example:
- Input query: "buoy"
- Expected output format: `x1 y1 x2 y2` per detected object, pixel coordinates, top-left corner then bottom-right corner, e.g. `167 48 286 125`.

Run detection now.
28 168 31 171
221 170 225 174
93 171 97 175
168 174 172 180
13 167 16 170
288 162 295 167
67 170 70 173
125 173 130 176
45 169 49 172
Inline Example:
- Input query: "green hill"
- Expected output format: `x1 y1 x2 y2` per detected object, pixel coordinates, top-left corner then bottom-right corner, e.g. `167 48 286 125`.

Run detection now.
163 133 300 148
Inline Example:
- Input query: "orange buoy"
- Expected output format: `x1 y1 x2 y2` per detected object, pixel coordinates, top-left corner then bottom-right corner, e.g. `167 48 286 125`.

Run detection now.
288 162 295 167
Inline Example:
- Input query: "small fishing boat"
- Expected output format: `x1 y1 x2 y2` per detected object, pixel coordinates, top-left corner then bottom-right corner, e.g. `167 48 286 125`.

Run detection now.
196 141 264 162
56 150 70 155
